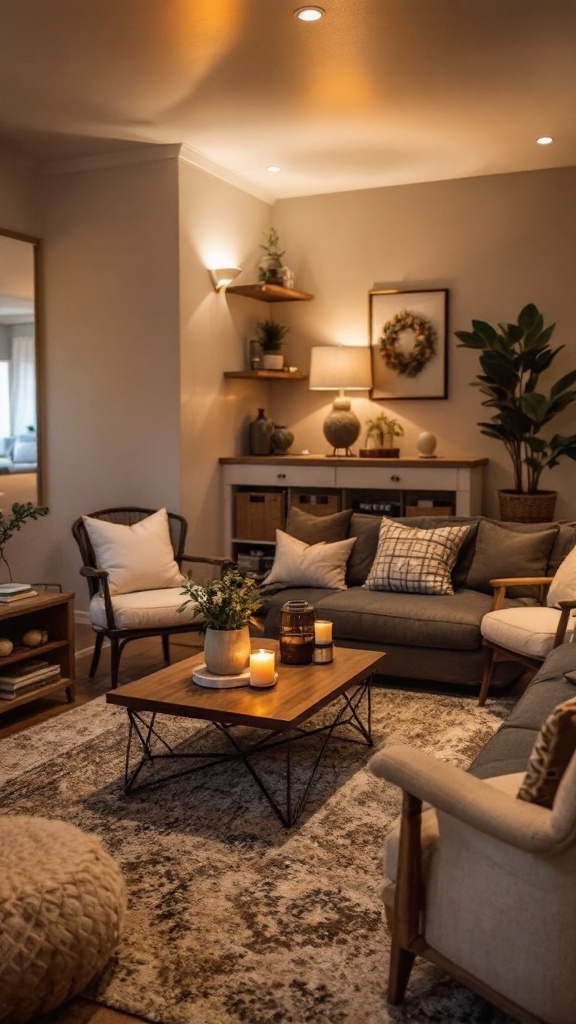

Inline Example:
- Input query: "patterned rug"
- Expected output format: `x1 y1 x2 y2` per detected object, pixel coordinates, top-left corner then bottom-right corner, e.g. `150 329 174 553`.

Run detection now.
0 686 518 1024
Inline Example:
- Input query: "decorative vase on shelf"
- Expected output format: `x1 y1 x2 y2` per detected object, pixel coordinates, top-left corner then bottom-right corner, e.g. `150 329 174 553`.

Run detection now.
271 425 294 455
203 626 251 676
249 408 274 456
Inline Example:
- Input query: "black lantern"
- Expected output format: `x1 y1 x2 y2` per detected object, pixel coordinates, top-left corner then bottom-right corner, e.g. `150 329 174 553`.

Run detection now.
279 600 315 665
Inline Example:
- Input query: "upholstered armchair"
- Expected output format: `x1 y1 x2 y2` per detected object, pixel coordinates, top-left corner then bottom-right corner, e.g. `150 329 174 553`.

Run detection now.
370 741 576 1024
72 506 232 687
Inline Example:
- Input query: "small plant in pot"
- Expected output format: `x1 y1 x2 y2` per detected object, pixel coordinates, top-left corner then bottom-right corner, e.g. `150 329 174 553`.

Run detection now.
258 227 285 286
0 501 49 582
360 413 404 458
455 303 576 522
257 318 289 370
179 567 262 677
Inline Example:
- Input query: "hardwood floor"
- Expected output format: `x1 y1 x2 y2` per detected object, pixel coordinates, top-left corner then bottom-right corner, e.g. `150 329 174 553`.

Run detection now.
1 625 204 1024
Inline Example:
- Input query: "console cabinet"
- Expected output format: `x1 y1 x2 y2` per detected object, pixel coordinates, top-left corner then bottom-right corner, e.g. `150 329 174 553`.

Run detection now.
0 591 75 713
220 456 487 564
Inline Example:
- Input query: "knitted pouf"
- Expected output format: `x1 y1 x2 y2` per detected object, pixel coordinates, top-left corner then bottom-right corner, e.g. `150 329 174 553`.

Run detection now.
0 815 127 1024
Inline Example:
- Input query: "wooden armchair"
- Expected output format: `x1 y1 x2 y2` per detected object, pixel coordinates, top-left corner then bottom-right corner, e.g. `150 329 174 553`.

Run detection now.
72 506 232 688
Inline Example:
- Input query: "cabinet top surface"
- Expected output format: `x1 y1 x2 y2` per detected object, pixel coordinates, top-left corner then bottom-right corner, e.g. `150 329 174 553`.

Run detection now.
0 590 74 617
220 455 488 468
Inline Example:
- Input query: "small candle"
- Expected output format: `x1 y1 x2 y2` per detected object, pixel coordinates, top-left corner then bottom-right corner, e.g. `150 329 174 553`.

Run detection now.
314 620 333 644
249 649 276 686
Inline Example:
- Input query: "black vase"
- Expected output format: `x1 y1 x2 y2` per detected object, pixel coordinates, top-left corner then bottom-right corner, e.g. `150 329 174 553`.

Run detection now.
249 409 274 456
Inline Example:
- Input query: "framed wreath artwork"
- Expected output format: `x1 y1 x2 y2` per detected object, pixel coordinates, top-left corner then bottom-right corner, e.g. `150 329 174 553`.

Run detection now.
369 288 448 400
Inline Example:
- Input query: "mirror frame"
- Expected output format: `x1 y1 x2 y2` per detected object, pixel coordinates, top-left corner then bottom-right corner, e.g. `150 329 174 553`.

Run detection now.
0 228 43 505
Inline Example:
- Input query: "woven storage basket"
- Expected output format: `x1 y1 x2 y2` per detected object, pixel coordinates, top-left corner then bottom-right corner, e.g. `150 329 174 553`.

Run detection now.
498 490 557 524
235 491 284 541
290 492 341 517
405 505 454 518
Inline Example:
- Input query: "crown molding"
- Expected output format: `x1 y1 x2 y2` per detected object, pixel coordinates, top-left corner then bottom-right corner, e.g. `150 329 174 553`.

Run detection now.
42 143 182 175
178 144 276 206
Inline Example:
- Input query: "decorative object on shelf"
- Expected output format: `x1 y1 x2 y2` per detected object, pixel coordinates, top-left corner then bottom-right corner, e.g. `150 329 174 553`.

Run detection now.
417 431 438 458
279 599 315 665
0 501 49 583
313 619 334 663
208 267 241 292
179 567 261 678
271 424 294 455
248 338 262 371
456 303 576 522
369 289 448 400
248 408 274 455
360 413 404 458
281 267 295 289
249 648 277 687
22 628 47 648
0 638 14 657
309 345 372 456
257 318 289 370
258 227 285 285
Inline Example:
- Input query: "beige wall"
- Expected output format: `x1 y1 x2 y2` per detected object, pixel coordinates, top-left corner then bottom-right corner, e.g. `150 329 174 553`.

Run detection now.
271 167 576 521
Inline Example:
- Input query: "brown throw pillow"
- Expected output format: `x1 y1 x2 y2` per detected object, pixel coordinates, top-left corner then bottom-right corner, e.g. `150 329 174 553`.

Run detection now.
285 505 352 545
466 519 559 596
517 696 576 808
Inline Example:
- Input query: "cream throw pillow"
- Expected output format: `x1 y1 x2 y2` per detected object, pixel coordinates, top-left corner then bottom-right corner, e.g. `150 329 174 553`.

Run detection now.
547 545 576 607
364 517 470 595
264 530 356 590
82 508 185 595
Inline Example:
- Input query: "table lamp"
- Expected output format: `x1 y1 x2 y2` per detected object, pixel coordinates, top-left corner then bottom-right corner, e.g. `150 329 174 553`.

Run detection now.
309 345 372 455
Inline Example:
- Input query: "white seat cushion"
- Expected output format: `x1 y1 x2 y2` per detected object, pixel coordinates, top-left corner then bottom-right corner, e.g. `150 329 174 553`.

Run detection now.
90 589 202 630
481 606 573 659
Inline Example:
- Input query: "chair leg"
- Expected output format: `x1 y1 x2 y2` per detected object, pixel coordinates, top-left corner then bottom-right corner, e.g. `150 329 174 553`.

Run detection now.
162 634 170 666
110 638 121 689
478 648 496 706
89 633 104 677
388 939 416 1005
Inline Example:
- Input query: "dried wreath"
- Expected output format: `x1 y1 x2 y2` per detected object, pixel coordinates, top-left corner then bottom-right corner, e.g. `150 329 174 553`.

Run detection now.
379 309 436 377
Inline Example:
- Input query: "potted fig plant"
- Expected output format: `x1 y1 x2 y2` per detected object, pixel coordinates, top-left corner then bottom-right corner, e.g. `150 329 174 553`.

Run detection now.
455 303 576 522
257 318 290 370
360 413 404 458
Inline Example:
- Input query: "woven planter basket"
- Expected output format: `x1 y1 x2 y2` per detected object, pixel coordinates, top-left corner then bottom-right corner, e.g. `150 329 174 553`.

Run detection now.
498 489 557 524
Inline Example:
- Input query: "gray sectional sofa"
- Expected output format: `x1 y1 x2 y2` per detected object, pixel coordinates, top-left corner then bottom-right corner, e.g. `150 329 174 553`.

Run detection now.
260 509 576 690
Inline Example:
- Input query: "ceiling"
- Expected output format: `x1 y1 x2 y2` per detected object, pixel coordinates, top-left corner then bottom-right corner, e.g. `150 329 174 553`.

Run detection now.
1 0 575 201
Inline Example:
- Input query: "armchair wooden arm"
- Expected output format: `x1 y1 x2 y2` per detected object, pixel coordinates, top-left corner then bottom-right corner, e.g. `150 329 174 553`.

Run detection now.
489 575 554 610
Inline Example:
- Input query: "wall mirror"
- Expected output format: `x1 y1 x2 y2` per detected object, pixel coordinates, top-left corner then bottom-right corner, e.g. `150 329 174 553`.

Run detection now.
0 229 42 508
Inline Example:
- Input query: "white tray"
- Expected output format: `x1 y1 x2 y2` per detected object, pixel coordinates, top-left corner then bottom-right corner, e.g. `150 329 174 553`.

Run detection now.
192 665 251 689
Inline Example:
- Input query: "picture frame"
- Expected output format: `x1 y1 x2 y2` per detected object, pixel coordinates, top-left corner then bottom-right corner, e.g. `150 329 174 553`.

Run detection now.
369 288 448 400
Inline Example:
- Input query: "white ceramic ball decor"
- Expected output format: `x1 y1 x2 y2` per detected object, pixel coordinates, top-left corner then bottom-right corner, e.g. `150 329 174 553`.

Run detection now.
416 431 437 458
0 638 14 657
22 629 44 648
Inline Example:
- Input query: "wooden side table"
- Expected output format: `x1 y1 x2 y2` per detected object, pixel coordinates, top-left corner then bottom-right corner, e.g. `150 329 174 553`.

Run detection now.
0 591 75 713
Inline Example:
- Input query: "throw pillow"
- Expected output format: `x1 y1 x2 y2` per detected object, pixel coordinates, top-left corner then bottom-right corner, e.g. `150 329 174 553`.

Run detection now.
12 436 37 464
346 514 382 586
285 505 352 545
364 518 471 596
264 530 356 590
466 519 559 596
0 436 14 458
517 695 576 808
82 508 185 596
547 544 576 607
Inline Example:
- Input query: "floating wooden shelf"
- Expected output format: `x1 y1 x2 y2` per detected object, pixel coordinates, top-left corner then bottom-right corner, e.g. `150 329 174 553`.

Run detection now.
224 370 308 380
226 284 313 302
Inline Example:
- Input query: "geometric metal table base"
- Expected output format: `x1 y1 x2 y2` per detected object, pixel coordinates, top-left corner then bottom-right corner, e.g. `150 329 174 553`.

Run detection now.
123 679 373 827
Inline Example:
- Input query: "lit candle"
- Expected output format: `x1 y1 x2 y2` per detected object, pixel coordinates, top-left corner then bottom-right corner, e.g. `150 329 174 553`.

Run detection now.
314 620 333 644
249 649 276 687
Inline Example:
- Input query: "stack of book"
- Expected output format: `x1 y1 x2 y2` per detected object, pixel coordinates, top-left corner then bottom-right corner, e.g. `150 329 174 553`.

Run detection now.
0 583 38 604
0 660 61 700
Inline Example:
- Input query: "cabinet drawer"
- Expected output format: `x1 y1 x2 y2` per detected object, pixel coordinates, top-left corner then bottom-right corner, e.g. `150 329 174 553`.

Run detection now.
336 465 459 491
223 465 336 488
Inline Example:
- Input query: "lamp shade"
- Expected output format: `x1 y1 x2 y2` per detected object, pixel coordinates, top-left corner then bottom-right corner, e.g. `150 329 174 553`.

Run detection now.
208 267 241 291
309 345 372 391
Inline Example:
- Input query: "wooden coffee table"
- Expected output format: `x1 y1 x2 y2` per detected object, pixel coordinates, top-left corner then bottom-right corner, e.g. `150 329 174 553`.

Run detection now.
107 640 385 826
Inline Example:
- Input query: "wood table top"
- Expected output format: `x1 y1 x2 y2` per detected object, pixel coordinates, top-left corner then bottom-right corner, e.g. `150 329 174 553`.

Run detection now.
106 640 385 731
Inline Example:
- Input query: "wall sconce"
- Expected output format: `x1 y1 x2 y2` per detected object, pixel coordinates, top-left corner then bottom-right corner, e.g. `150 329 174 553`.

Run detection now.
208 267 241 292
309 345 372 456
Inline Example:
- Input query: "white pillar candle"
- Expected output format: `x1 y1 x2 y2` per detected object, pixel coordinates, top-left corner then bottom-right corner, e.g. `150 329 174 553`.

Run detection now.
314 620 333 644
249 649 276 686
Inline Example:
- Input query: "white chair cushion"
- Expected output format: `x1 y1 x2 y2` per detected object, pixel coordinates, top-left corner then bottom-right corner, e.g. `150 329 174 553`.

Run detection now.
481 606 573 659
82 508 185 595
90 589 201 630
547 544 576 607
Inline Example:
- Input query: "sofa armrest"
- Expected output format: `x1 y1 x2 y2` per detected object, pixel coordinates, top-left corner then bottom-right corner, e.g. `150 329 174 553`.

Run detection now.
369 744 560 852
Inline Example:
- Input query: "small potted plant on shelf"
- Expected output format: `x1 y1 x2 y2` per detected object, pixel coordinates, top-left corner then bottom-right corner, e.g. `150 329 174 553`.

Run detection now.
360 413 404 458
258 227 285 285
257 318 290 370
455 303 576 522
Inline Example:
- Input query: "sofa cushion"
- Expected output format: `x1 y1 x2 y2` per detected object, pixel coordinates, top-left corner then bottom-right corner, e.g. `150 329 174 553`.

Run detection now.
82 508 185 596
285 505 352 545
12 434 37 464
0 436 14 458
466 519 559 597
364 517 470 595
517 695 576 808
481 605 573 659
547 544 576 607
264 530 356 590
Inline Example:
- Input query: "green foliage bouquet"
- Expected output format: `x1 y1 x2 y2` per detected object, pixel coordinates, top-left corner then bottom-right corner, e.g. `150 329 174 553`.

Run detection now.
0 501 49 581
179 567 262 631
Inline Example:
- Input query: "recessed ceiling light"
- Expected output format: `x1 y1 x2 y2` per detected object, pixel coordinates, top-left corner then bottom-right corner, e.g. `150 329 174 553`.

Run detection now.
295 7 325 22
536 136 554 145
266 165 281 173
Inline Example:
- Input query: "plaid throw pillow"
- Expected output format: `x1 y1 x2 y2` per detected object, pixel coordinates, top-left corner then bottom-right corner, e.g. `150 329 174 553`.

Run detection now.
364 518 470 595
517 696 576 808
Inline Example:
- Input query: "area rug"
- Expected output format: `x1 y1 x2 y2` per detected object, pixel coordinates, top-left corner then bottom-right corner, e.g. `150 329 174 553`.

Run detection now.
0 686 518 1024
